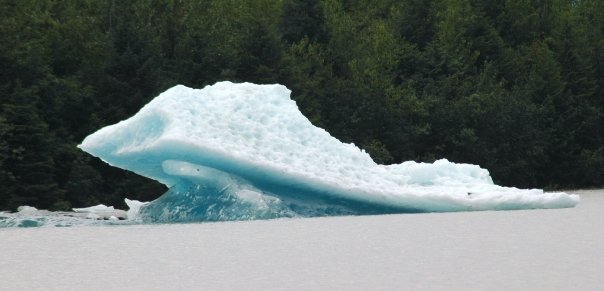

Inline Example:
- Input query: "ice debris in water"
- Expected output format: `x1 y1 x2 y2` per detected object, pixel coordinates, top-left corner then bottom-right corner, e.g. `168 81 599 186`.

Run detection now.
73 204 125 220
0 204 132 228
77 81 579 223
125 199 149 220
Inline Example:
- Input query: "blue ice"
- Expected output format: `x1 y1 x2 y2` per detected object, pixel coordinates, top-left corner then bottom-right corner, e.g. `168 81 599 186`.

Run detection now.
79 82 579 222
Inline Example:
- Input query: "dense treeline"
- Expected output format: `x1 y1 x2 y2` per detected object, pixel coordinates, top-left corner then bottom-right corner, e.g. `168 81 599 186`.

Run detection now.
1 0 602 211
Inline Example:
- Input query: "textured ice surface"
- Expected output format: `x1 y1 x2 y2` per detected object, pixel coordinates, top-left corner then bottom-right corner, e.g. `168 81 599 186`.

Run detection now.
78 82 579 222
0 205 129 228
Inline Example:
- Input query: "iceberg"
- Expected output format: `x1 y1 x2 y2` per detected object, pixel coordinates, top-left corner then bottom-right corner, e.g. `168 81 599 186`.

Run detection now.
79 82 579 222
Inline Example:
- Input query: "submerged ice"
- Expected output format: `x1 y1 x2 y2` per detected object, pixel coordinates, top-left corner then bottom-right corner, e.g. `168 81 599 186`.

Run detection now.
79 82 579 222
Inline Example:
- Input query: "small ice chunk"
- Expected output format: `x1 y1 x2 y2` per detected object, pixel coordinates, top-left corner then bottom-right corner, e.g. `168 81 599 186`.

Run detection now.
125 199 150 220
17 206 38 214
86 213 101 220
73 204 115 213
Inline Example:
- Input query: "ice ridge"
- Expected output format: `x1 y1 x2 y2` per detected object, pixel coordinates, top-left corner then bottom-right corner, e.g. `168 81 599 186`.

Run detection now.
79 82 579 222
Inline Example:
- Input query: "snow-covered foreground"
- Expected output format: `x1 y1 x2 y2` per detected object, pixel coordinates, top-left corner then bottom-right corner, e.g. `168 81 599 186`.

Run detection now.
1 189 602 291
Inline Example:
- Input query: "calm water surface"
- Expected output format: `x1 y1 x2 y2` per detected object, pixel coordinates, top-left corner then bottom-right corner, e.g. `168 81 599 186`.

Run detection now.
1 190 602 291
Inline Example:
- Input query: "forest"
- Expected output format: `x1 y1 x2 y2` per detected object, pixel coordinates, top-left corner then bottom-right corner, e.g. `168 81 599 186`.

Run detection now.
0 0 602 211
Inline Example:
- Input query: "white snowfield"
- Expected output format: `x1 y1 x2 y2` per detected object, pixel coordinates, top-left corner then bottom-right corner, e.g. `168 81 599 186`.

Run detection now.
79 81 578 219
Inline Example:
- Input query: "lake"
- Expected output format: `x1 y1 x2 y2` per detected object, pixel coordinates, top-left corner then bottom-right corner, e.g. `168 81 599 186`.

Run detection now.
1 189 602 290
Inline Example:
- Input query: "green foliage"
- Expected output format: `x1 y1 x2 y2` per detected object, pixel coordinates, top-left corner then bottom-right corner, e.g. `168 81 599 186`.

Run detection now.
1 90 64 210
0 117 15 208
281 0 327 44
0 0 602 210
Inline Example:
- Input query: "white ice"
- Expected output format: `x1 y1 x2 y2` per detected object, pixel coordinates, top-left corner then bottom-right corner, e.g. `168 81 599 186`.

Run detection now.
0 204 129 227
78 81 579 220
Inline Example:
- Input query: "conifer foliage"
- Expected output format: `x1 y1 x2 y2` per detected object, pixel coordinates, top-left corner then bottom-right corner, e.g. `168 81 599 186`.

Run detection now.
0 0 602 210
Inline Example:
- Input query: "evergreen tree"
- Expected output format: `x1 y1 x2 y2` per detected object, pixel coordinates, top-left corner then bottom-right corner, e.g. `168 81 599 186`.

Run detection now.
65 153 103 208
2 90 65 210
0 117 15 210
390 0 435 48
0 0 603 211
280 0 327 44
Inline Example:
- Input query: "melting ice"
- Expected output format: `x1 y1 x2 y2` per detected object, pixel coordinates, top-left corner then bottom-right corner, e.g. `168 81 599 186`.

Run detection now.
0 205 130 228
76 82 579 223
